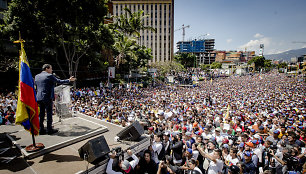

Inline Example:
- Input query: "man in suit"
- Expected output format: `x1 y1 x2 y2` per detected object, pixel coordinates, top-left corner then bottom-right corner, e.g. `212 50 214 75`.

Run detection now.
35 64 76 135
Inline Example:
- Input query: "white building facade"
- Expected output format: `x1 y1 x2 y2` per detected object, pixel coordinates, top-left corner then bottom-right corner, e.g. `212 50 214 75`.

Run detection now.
112 0 174 63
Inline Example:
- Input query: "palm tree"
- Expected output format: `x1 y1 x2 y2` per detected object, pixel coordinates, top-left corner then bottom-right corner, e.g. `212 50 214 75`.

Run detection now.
113 34 137 67
110 8 156 76
111 8 156 37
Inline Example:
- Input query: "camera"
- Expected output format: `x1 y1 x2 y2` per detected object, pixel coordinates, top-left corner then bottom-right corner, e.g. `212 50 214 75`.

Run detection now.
112 147 123 157
266 144 277 155
228 135 238 143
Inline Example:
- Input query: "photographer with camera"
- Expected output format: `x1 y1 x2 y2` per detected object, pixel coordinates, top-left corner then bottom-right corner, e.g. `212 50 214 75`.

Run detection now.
267 147 286 174
197 146 223 174
149 132 165 163
170 132 183 166
106 149 139 174
157 160 181 174
263 140 274 171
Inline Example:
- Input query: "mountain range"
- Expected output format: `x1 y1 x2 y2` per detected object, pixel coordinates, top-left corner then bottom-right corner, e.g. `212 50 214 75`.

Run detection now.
265 47 306 61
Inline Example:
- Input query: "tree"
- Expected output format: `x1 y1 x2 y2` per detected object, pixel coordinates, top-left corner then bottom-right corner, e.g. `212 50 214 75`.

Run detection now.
200 64 211 72
210 62 222 69
277 62 288 69
110 8 155 72
248 56 265 71
110 7 156 37
113 34 138 68
174 53 196 68
151 61 185 77
264 59 273 71
2 0 113 79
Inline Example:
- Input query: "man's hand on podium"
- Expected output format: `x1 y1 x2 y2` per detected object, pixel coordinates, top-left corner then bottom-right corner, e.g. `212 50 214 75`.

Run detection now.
69 76 76 82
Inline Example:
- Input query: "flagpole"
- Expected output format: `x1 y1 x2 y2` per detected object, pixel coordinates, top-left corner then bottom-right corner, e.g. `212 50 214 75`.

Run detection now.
27 108 36 146
25 108 44 152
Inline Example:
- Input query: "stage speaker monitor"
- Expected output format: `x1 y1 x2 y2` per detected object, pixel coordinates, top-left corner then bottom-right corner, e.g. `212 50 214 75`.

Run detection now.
117 121 144 141
78 135 110 165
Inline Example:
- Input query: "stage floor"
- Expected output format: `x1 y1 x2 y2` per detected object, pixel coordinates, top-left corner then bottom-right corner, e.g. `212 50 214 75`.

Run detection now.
4 115 108 159
0 113 150 174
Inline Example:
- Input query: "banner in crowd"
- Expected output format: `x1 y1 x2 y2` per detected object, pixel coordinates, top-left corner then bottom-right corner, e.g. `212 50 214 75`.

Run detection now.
108 67 115 78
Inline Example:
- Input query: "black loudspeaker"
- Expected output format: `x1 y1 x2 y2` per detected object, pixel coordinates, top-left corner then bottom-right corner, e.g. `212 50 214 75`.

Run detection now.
117 121 144 141
78 135 110 164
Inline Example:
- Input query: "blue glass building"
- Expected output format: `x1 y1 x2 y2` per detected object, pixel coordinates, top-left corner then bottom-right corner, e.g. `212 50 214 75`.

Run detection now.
176 39 216 65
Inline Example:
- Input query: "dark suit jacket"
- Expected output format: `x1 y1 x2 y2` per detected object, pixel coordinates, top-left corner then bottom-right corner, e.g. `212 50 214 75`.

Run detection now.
35 71 70 102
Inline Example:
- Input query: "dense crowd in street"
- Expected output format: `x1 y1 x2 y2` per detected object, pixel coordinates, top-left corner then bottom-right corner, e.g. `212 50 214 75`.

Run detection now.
71 71 305 174
0 92 17 125
1 70 305 173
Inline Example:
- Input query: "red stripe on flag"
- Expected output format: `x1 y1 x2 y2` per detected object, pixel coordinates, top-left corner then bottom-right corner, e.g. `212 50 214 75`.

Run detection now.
19 82 40 135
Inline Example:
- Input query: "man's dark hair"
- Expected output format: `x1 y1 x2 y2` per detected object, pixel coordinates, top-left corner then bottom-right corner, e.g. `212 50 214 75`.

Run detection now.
143 149 151 158
242 134 248 139
42 64 52 71
156 132 163 140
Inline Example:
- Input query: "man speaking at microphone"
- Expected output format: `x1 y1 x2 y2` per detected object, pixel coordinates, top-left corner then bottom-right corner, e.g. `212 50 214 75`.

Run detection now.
35 64 76 135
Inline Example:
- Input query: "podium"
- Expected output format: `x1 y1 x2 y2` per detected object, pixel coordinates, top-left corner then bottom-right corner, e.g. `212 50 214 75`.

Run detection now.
54 85 72 120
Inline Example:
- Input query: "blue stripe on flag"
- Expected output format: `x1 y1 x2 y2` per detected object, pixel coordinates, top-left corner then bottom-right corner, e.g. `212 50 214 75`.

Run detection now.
20 61 35 89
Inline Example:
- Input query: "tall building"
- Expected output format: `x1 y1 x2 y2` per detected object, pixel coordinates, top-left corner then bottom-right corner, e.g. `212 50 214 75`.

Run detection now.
176 39 216 65
0 0 8 19
111 0 174 63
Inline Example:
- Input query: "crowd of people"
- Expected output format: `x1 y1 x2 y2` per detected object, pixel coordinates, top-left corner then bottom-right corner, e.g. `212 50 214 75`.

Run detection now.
71 70 305 174
1 69 305 173
0 92 17 125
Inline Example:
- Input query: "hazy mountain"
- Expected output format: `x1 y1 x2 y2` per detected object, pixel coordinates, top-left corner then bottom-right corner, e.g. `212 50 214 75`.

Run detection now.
265 48 306 61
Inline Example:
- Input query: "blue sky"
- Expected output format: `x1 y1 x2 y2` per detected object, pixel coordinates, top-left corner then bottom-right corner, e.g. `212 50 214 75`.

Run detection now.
174 0 306 55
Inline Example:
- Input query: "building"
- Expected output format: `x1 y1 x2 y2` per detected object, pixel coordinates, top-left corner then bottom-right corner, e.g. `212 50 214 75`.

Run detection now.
0 0 8 19
215 50 255 63
176 39 216 65
111 0 174 63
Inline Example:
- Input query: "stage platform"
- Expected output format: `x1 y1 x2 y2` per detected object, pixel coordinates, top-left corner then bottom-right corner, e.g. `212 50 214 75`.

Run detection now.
0 113 150 174
2 115 108 160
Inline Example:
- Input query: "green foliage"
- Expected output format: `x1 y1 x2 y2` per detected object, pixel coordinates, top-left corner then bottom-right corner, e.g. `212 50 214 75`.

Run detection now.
200 64 211 72
2 0 113 78
198 77 204 81
110 7 156 37
264 59 273 71
151 61 185 77
111 8 155 73
210 62 222 69
248 56 265 71
174 53 196 68
277 62 288 69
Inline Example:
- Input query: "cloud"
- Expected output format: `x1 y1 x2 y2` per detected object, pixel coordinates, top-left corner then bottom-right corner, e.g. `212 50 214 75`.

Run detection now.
254 33 264 38
239 37 271 51
226 39 232 43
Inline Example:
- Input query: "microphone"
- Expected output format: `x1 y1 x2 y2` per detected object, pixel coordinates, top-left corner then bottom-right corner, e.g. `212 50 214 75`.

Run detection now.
53 73 60 78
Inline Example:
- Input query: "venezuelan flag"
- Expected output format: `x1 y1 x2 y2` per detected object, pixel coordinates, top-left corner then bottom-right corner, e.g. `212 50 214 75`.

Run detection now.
15 40 40 135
